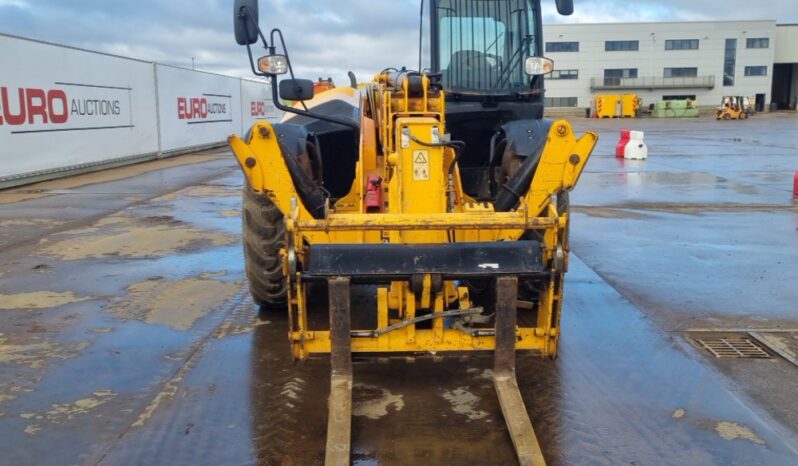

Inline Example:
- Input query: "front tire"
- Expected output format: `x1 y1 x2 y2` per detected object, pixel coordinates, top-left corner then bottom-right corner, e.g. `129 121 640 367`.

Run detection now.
242 183 288 309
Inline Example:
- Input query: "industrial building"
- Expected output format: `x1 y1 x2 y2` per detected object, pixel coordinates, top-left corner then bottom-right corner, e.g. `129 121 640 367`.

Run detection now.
543 20 798 112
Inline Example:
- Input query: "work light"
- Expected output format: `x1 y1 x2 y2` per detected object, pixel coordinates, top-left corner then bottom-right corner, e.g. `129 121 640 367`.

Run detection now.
525 57 554 76
257 54 289 75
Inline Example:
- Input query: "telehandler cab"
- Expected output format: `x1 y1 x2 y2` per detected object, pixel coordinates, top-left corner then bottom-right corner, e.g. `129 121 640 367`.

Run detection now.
229 1 597 464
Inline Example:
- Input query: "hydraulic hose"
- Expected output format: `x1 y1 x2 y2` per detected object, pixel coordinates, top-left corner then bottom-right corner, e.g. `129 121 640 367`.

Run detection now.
409 134 466 213
409 135 465 175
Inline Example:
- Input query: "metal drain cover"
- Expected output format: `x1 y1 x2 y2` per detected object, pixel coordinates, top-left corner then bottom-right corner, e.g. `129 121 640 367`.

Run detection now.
694 336 772 359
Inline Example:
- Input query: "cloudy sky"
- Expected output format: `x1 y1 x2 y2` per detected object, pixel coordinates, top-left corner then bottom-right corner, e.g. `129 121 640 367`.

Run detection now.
1 0 795 84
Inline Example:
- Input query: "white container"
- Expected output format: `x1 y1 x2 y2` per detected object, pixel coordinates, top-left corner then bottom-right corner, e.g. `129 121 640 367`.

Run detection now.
624 130 648 160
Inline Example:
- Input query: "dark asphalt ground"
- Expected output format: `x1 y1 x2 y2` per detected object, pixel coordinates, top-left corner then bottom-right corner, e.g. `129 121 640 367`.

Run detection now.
0 114 797 465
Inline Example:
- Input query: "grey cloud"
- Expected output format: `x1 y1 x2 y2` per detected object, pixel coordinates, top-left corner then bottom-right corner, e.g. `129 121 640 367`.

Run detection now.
1 0 795 85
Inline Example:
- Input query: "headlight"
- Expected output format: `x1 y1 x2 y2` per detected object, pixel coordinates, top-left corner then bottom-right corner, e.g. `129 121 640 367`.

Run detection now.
257 54 289 75
525 57 554 76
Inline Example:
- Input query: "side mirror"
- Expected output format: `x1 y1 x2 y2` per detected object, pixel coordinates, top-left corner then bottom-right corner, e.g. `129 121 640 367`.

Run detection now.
555 0 574 15
234 0 259 45
279 79 315 101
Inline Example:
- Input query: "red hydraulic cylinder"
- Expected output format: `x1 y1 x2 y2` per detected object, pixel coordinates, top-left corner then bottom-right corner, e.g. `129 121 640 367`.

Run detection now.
793 172 798 197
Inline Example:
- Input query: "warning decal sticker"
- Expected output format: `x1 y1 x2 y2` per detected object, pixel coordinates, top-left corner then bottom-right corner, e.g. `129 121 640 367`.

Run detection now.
413 149 429 181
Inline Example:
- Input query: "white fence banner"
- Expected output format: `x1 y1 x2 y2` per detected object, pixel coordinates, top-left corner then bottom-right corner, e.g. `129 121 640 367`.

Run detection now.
0 34 159 181
156 64 242 152
0 34 277 187
240 78 282 132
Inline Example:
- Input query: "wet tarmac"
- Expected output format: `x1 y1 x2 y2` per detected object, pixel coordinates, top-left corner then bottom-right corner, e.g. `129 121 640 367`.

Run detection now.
1 115 797 465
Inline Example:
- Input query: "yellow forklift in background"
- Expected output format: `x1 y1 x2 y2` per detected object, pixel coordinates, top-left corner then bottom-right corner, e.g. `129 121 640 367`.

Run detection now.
231 1 596 464
716 96 752 120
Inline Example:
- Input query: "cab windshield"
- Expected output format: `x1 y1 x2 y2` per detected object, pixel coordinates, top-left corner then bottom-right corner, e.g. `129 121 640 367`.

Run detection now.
434 0 539 93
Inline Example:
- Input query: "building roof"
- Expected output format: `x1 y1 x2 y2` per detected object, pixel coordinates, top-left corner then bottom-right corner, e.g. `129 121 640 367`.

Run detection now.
545 19 776 27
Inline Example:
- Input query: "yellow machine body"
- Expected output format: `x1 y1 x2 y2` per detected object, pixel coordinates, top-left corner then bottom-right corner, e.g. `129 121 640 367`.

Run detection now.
230 72 597 360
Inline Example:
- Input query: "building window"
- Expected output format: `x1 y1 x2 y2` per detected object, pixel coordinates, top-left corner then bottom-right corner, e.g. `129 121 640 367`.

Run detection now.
662 94 695 100
603 68 637 85
665 39 699 50
605 40 639 51
548 69 578 80
744 66 768 76
663 95 697 101
546 41 579 53
664 67 698 78
724 38 737 86
544 97 578 107
746 38 769 49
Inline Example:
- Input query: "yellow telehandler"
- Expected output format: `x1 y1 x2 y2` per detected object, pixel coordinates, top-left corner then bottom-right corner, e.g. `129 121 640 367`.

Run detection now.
229 1 597 464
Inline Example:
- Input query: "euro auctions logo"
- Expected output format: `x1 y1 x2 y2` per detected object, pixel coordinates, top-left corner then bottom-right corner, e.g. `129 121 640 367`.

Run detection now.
177 94 231 124
250 100 275 117
0 88 69 125
0 82 132 134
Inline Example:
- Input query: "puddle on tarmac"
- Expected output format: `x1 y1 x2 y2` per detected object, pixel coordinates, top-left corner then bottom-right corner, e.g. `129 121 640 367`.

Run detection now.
39 215 236 260
572 206 652 219
152 184 239 202
0 291 92 310
0 154 219 204
352 384 405 419
440 386 490 421
0 384 34 416
0 219 65 228
466 367 493 381
21 389 116 431
714 421 766 445
213 298 265 339
107 277 242 330
0 335 89 369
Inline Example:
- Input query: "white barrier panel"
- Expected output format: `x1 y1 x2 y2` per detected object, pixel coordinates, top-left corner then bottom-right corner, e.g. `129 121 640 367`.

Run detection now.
0 34 159 181
156 64 242 153
240 78 282 132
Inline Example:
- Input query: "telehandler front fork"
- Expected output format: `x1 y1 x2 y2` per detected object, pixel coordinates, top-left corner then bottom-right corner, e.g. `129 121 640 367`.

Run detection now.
325 277 353 466
323 275 547 466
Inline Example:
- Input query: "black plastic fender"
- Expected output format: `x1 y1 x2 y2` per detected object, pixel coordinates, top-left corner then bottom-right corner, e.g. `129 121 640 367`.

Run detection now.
272 123 327 219
494 119 552 212
500 119 552 158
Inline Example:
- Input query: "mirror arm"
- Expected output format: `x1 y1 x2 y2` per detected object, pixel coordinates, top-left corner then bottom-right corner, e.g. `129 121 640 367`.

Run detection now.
270 28 308 111
240 5 270 77
269 76 359 131
240 6 270 49
244 42 268 77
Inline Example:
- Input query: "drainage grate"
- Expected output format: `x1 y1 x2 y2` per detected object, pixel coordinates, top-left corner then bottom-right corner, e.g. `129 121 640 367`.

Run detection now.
694 336 772 359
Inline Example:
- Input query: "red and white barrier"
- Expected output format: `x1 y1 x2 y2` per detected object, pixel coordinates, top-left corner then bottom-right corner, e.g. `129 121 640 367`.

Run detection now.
624 131 648 160
616 130 647 160
615 130 630 158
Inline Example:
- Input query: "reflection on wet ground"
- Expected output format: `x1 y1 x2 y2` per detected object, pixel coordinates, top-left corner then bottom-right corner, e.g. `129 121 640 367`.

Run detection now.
0 116 797 465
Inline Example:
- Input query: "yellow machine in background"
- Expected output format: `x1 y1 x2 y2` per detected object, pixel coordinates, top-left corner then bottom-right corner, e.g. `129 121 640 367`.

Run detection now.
716 96 751 120
232 1 595 465
593 93 641 118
